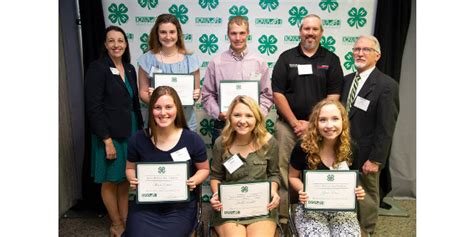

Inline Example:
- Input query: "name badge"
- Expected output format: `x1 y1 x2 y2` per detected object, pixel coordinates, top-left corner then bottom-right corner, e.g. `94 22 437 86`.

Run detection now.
297 64 313 75
223 154 244 174
354 96 370 111
330 161 349 170
170 147 191 162
110 67 120 75
149 66 163 77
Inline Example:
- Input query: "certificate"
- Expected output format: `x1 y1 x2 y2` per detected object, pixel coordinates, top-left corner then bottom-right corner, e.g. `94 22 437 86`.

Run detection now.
219 80 260 113
152 73 195 106
303 170 358 211
136 162 190 204
219 181 270 219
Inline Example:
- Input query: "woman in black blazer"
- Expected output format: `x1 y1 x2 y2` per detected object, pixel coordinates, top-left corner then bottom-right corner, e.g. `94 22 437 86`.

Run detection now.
85 25 143 237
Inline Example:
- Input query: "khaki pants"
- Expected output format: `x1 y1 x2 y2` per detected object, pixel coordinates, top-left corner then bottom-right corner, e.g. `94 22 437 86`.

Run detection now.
358 170 381 234
275 119 297 223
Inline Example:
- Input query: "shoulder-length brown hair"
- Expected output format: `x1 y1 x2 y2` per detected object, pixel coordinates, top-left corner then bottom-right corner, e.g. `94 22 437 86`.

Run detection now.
220 96 269 155
147 86 188 143
301 99 352 169
148 14 189 54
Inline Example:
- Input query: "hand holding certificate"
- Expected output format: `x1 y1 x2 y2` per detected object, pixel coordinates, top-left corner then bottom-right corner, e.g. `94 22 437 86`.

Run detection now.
219 80 260 113
304 170 358 211
136 162 190 203
153 73 195 105
218 181 271 219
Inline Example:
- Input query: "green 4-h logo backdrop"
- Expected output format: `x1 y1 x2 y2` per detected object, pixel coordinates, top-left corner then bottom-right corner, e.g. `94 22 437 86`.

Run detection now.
229 5 248 20
102 0 375 203
288 6 308 28
199 34 219 55
108 3 129 25
169 4 189 24
138 0 158 10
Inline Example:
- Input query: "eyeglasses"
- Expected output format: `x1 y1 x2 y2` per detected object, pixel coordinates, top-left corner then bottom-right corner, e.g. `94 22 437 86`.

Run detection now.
352 47 378 54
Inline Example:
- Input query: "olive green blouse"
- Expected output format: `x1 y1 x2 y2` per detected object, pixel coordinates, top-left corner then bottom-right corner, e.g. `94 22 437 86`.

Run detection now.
210 135 281 226
210 136 280 186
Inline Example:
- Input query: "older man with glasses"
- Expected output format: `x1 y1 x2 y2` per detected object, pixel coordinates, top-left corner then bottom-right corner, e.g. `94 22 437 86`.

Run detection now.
341 35 400 237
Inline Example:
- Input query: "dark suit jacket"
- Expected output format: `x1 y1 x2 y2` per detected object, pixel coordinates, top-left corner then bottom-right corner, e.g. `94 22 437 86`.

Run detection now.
341 68 399 170
85 55 144 140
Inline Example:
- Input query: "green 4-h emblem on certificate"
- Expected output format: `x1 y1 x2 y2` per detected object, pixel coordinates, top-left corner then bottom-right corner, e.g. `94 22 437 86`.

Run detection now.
327 174 335 182
241 186 249 193
158 166 166 174
236 85 242 90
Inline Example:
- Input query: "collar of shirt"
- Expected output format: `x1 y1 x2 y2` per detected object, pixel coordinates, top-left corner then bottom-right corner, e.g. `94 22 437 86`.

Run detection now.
228 47 248 61
354 66 376 95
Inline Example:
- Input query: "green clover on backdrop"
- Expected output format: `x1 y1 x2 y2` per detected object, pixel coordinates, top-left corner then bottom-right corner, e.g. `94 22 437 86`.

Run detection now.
199 119 214 137
140 33 149 53
258 35 278 56
265 119 275 134
319 0 339 13
199 34 219 55
137 0 158 10
169 4 189 24
321 36 336 52
343 51 356 72
259 0 279 12
229 5 248 20
199 0 219 11
108 3 129 25
288 6 308 28
347 7 367 29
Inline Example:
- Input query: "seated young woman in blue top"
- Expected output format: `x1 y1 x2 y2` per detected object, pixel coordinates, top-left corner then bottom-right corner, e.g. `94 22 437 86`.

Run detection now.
137 14 201 131
124 86 209 237
288 99 365 237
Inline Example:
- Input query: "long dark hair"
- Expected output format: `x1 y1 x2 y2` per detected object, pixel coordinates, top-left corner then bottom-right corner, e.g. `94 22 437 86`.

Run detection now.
148 86 188 143
101 25 131 63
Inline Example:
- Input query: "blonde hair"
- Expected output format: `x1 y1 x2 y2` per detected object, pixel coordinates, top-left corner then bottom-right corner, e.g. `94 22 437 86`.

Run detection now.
301 99 352 170
220 96 268 155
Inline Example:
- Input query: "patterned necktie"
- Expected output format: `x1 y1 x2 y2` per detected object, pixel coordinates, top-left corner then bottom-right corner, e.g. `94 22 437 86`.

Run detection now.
346 74 361 113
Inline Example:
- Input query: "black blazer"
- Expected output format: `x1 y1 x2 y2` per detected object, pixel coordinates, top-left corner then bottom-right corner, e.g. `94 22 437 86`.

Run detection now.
85 55 144 140
341 68 399 169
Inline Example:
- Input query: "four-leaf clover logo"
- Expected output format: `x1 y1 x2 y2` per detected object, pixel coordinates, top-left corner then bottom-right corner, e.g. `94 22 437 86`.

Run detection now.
199 34 219 55
241 186 249 193
258 35 278 56
320 36 336 52
140 33 149 53
169 4 189 24
108 3 129 25
288 6 308 28
158 166 166 174
138 0 158 10
347 7 367 29
229 5 248 20
343 51 356 72
259 0 279 12
199 0 219 11
327 174 335 182
265 119 275 134
319 0 339 13
199 119 214 137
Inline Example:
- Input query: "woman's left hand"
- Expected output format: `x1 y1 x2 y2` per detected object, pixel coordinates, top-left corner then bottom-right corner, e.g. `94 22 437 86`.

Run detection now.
355 185 365 200
267 192 280 211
